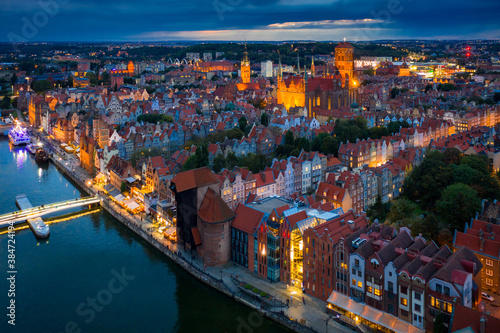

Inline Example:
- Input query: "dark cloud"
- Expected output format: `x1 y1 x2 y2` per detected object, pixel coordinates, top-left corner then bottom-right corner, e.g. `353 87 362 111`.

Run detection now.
0 0 498 41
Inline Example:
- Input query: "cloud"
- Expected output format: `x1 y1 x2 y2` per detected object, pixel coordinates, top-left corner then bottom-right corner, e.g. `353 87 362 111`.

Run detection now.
267 19 385 29
129 27 396 41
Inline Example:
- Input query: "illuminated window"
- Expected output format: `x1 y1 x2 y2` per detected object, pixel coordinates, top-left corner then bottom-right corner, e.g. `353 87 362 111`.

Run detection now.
367 286 372 293
374 289 382 297
486 278 493 286
446 302 452 313
358 281 362 288
486 259 493 266
486 269 493 276
400 298 408 306
352 279 356 286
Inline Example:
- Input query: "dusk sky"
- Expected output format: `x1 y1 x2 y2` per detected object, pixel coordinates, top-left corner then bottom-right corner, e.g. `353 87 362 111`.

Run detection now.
2 0 500 42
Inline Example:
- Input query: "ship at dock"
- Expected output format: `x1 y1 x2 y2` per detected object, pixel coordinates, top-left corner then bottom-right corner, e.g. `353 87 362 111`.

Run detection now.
35 147 49 163
8 121 30 146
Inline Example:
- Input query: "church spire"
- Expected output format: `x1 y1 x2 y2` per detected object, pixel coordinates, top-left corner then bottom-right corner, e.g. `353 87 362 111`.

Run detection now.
311 57 315 78
278 54 282 79
296 52 300 75
304 61 308 82
242 42 249 64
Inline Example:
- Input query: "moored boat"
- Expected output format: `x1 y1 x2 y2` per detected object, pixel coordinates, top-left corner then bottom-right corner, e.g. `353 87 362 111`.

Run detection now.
8 121 30 146
27 143 37 154
35 147 49 163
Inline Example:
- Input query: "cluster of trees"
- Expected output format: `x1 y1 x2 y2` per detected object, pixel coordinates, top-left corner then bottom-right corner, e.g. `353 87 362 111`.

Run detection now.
390 87 409 99
186 127 246 147
32 80 53 93
212 152 274 174
137 114 173 124
371 148 500 246
277 117 410 159
182 145 209 171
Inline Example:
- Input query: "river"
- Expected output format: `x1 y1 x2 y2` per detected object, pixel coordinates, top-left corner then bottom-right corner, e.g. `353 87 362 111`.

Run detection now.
0 137 288 333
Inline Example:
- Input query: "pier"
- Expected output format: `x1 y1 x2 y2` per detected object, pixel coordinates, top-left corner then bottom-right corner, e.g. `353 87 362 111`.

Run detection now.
15 194 50 238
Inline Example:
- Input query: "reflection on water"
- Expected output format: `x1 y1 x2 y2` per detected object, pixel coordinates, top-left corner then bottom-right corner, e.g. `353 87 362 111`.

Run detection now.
13 148 28 169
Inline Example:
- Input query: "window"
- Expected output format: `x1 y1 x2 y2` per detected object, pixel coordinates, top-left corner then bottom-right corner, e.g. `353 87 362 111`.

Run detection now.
414 304 421 312
486 269 493 276
414 292 421 301
430 296 435 307
352 279 356 286
367 286 372 293
446 302 452 313
486 278 493 286
352 268 356 275
374 289 382 297
444 286 450 296
436 284 442 294
486 259 493 266
388 281 394 292
400 298 408 306
401 286 408 295
388 304 393 314
358 281 362 288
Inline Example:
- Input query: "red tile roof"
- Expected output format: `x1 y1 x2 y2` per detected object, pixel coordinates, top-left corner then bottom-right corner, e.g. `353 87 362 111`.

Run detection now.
171 167 219 193
451 303 500 333
231 203 264 234
197 188 235 223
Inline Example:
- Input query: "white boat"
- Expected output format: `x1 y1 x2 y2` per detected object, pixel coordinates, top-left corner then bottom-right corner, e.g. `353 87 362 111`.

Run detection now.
8 121 30 146
26 144 37 154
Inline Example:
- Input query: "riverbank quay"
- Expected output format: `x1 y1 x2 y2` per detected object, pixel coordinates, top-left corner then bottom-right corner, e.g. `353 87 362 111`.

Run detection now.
29 130 355 333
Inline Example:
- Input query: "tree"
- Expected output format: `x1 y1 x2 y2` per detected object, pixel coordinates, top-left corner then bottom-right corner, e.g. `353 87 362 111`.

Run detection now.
239 116 247 132
494 92 500 103
362 68 374 76
182 155 198 171
285 130 295 146
145 86 156 94
260 112 269 127
32 80 52 94
67 76 74 88
366 195 391 223
0 96 11 109
212 154 227 173
437 183 481 232
443 148 462 165
403 156 452 209
386 198 421 229
276 144 294 159
10 73 17 86
120 182 127 193
438 83 457 92
226 152 239 170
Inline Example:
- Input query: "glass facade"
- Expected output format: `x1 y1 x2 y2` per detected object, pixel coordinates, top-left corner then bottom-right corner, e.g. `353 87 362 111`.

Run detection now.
231 227 248 268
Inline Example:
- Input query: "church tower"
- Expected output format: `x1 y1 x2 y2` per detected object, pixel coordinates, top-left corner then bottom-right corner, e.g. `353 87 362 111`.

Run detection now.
311 57 315 78
335 39 354 86
240 43 250 84
127 61 135 76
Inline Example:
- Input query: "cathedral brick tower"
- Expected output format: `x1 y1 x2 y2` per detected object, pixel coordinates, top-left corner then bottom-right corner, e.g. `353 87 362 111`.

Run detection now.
127 61 135 76
335 40 354 86
240 43 250 84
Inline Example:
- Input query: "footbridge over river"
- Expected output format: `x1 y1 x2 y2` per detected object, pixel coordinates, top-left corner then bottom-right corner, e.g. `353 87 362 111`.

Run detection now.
0 196 101 227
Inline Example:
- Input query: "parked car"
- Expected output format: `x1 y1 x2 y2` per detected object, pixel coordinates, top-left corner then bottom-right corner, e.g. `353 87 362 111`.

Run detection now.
481 292 495 302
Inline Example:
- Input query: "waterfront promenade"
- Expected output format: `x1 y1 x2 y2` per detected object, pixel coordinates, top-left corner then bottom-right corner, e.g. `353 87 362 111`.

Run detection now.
30 130 356 333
